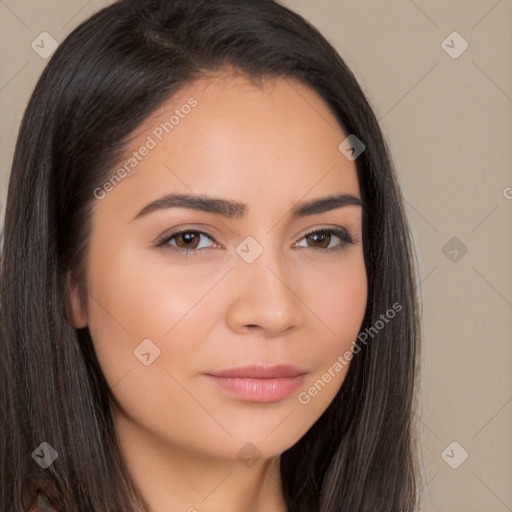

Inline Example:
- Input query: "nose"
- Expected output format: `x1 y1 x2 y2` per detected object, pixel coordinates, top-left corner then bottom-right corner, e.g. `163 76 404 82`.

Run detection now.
225 246 305 338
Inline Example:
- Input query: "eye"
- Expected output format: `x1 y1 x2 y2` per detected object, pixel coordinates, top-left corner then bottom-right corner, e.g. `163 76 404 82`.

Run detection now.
154 226 354 256
154 229 217 256
295 227 354 252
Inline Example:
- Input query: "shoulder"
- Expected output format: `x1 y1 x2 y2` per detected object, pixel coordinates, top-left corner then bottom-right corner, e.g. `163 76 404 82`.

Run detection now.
27 490 59 512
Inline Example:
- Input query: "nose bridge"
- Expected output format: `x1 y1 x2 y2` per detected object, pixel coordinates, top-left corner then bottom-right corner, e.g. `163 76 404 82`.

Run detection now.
245 239 288 297
226 233 304 335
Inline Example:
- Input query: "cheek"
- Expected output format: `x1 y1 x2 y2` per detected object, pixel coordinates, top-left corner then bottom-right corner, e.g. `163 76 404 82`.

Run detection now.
86 238 222 340
84 239 224 403
294 251 367 409
303 250 367 351
84 244 220 447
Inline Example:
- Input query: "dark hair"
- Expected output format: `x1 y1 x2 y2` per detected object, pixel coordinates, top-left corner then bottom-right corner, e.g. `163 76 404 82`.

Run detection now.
0 0 422 510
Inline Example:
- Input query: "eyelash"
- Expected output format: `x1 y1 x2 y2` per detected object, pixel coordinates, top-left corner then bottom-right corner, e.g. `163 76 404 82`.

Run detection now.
154 227 354 257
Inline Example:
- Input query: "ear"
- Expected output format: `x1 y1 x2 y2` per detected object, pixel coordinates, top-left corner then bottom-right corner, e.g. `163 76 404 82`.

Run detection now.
65 273 88 328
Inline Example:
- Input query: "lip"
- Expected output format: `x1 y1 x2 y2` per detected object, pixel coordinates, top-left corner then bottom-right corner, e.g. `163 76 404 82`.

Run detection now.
204 364 308 403
206 364 307 379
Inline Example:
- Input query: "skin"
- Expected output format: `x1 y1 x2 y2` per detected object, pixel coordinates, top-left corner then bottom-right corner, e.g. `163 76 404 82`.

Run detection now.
68 69 367 512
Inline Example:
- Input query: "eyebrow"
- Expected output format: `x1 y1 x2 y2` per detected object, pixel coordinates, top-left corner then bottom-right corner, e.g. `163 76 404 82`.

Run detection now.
131 192 362 222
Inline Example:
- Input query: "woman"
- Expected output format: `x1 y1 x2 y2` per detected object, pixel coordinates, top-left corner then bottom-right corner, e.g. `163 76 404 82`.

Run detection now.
0 0 422 511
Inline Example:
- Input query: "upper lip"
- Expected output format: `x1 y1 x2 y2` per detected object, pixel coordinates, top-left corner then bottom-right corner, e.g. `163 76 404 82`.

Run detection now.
205 364 307 379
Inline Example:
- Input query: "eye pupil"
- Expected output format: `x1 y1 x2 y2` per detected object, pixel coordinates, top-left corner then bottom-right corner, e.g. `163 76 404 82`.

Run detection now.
307 232 330 248
177 231 199 249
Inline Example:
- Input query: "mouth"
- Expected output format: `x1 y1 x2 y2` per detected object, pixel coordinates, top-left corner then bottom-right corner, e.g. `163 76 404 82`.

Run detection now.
204 364 308 403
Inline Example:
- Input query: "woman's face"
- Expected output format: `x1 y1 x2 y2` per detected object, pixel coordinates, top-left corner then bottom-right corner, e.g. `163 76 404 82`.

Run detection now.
69 71 367 464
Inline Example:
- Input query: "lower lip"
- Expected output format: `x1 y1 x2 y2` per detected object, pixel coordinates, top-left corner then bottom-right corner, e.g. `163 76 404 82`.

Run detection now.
205 374 306 402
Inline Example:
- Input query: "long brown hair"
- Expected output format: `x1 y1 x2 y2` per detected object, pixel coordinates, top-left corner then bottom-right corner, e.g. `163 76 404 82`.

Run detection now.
0 0 422 510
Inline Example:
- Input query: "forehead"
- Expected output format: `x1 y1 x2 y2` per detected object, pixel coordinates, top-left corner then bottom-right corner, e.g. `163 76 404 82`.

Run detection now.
100 70 361 217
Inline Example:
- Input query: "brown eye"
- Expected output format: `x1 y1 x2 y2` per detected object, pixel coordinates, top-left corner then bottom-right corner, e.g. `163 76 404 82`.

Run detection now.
296 228 353 252
305 231 331 249
174 231 201 249
155 230 216 254
155 227 353 256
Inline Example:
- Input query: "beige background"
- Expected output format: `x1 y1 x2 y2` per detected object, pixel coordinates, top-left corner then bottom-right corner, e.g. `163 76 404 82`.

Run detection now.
1 1 511 510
